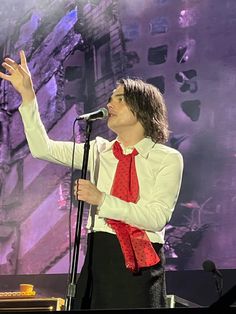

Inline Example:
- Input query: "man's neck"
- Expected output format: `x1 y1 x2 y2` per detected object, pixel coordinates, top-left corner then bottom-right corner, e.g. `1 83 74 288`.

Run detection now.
117 133 145 148
112 120 145 147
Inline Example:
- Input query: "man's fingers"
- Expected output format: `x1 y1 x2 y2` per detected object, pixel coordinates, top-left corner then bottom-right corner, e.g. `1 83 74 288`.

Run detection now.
1 61 28 79
0 72 11 81
20 50 29 71
74 180 79 197
73 179 94 199
78 179 89 185
72 179 101 205
4 58 19 70
18 64 29 77
2 62 15 74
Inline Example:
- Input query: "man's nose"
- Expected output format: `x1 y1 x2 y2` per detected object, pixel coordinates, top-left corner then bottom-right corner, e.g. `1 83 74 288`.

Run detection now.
107 96 112 105
107 98 112 109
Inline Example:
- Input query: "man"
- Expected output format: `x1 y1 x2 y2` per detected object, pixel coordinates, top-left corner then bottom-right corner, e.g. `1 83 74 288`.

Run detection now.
0 51 183 309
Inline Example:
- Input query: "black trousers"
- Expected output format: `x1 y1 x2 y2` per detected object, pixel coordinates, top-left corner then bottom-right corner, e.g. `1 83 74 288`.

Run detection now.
73 231 167 310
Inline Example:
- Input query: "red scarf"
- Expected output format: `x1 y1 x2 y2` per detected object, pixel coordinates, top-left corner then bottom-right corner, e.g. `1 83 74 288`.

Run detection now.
106 141 160 272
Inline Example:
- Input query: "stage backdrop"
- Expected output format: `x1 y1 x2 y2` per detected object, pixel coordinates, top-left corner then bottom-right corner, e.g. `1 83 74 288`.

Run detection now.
0 0 235 278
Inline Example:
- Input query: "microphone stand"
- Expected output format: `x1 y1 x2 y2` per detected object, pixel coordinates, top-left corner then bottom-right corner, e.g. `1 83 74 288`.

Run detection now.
65 120 92 311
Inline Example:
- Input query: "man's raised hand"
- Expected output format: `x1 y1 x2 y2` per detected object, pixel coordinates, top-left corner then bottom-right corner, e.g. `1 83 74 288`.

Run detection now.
0 50 35 102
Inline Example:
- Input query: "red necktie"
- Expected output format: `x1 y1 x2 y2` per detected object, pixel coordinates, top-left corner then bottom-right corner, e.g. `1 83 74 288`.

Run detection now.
106 141 160 272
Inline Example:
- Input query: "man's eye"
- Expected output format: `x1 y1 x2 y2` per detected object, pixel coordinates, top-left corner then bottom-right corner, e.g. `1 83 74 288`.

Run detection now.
119 97 124 102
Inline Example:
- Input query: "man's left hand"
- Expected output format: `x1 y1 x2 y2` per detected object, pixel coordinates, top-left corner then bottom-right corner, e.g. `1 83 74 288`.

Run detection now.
74 179 104 206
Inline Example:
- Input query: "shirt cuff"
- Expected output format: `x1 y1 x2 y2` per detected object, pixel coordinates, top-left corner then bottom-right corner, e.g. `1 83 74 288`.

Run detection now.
96 192 106 215
98 193 127 221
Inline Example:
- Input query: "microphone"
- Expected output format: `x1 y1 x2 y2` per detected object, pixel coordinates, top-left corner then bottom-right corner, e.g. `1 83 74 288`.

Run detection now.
77 107 108 121
202 259 223 278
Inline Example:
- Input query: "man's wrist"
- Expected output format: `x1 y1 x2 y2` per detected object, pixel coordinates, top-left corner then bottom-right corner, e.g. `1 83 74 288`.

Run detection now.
21 90 36 103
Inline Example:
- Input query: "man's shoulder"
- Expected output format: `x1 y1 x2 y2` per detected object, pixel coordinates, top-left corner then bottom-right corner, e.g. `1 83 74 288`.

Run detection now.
152 142 183 161
154 142 181 153
94 136 115 153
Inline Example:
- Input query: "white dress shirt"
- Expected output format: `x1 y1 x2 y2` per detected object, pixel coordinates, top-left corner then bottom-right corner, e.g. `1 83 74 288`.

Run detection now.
19 98 184 244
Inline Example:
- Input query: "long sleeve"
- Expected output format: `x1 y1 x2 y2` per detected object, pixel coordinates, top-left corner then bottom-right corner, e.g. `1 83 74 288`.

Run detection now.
18 98 95 170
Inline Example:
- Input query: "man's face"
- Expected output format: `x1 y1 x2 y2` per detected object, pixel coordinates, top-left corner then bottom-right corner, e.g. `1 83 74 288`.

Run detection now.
106 85 140 134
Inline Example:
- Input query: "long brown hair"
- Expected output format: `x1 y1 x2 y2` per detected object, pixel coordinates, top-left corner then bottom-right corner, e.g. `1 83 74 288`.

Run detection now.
118 77 170 143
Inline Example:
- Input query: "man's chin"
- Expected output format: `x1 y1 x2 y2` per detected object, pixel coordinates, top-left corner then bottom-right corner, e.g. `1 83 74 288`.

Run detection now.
107 121 117 133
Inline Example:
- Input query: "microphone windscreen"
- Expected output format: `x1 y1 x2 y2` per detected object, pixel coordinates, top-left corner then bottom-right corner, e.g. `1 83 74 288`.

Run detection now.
101 107 108 118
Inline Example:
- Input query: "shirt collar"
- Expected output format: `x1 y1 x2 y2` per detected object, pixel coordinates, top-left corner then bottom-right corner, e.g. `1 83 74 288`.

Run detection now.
102 137 156 158
102 138 116 153
134 137 156 158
